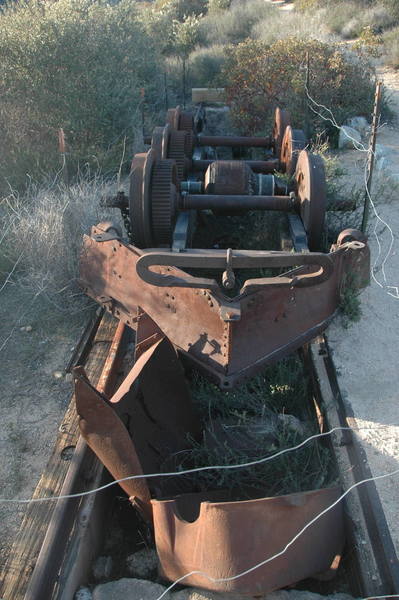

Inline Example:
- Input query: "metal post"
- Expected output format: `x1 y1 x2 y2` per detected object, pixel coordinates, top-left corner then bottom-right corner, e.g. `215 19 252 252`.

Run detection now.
361 81 382 233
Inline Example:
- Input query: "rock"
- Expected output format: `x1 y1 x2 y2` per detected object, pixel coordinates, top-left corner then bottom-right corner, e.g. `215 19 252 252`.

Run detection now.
126 548 158 578
92 578 171 600
338 126 362 150
92 555 113 580
345 116 368 137
375 143 390 171
25 325 33 332
53 370 64 379
75 587 93 600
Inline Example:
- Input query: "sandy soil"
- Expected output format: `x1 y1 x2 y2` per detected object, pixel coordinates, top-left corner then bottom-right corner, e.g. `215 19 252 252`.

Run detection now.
328 67 399 554
0 286 83 567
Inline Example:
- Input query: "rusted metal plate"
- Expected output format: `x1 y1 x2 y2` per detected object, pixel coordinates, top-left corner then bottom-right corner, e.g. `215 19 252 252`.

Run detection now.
79 227 369 387
152 486 344 595
74 365 153 522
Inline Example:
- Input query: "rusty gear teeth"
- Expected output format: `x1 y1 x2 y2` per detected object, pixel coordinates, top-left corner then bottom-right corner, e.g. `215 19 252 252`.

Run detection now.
151 159 177 245
168 130 188 181
179 111 194 132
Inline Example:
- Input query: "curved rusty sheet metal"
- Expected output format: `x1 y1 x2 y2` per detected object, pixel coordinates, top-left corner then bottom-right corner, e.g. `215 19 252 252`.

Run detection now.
152 486 344 595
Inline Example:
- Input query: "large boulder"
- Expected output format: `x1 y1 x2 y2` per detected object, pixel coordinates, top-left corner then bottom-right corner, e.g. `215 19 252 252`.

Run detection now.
338 125 362 150
345 116 369 137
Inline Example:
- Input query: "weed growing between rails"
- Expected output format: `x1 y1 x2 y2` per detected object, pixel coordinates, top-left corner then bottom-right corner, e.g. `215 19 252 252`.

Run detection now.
160 356 334 499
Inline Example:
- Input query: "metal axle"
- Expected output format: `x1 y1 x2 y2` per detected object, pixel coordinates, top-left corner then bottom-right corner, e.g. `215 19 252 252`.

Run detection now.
192 159 280 174
197 135 272 148
180 194 296 212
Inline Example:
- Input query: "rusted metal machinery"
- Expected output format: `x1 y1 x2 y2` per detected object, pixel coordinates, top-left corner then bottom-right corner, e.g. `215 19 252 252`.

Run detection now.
76 103 371 595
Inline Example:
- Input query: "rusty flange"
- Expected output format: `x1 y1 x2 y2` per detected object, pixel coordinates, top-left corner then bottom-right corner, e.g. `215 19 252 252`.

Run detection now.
166 105 195 133
280 126 306 177
129 152 154 248
151 124 170 160
295 150 326 252
272 107 291 156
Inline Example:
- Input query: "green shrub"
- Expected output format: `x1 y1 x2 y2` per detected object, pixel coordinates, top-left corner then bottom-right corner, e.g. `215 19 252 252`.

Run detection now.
0 0 164 194
187 45 227 87
223 37 375 143
207 0 232 12
199 0 272 46
384 26 399 68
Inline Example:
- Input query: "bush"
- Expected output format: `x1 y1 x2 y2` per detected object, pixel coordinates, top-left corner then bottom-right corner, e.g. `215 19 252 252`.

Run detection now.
384 26 399 68
187 45 227 87
199 0 271 46
0 0 164 194
296 0 398 39
223 37 375 143
0 175 119 311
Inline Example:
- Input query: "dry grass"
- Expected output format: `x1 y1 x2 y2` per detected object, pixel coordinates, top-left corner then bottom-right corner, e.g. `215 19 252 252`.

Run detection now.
0 174 122 315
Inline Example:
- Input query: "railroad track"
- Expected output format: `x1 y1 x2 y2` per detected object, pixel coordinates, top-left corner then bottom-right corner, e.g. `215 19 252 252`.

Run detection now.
1 98 399 599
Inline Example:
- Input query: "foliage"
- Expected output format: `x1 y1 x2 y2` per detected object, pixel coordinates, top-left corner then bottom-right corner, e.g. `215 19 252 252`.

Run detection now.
0 174 120 311
207 0 231 12
154 0 207 19
384 26 399 68
187 45 227 87
295 0 398 39
0 0 163 193
171 14 202 59
199 0 270 46
223 37 375 143
353 26 383 58
163 357 334 499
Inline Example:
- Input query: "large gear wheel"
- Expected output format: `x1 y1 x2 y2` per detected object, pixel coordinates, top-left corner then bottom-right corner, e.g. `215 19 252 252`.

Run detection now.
168 130 189 181
151 159 178 246
166 106 181 130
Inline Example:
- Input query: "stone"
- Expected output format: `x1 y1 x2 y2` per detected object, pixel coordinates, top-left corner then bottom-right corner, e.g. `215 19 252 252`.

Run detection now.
92 555 113 580
338 126 362 150
92 578 171 600
75 587 93 600
53 370 64 379
126 548 158 578
345 116 368 137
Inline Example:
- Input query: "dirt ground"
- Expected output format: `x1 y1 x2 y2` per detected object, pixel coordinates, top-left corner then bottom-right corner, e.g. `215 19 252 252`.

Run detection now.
328 66 399 555
0 286 84 567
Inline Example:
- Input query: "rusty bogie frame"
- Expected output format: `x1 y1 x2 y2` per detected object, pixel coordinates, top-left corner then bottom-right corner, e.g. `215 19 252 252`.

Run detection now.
76 103 371 596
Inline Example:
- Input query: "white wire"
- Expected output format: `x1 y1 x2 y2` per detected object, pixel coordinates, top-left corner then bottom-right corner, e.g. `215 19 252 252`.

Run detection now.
0 423 398 504
306 87 398 298
153 466 399 600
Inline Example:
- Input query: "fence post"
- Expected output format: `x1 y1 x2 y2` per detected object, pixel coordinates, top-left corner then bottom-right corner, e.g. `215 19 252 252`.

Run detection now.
361 81 382 234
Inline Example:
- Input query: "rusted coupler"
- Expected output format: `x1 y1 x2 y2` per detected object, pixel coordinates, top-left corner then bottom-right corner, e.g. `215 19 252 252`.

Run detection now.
180 193 296 212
